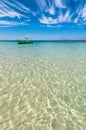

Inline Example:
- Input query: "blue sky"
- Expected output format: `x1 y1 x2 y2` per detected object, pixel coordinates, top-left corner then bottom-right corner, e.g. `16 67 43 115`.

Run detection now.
0 0 86 40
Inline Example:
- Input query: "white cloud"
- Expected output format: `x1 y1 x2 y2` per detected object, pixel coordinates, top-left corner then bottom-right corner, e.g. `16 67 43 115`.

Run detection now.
39 10 71 25
58 10 71 22
0 0 86 27
36 0 55 15
74 4 86 23
0 20 28 27
0 8 22 18
36 0 47 11
74 11 81 23
48 6 55 15
39 15 58 24
0 20 13 25
0 3 21 18
1 0 29 12
0 0 30 19
0 0 31 26
81 5 86 21
54 0 66 8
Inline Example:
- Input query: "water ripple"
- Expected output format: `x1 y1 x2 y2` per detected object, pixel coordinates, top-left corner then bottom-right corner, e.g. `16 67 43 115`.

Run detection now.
0 42 86 130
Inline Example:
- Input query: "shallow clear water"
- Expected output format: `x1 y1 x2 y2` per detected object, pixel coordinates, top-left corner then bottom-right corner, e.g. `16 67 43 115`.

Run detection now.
0 41 86 130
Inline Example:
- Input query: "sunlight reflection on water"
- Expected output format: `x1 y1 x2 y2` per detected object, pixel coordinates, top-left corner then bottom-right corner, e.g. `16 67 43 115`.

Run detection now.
0 41 86 130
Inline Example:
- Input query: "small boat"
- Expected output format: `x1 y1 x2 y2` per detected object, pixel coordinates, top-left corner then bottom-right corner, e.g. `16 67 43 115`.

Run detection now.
17 40 33 44
17 37 33 44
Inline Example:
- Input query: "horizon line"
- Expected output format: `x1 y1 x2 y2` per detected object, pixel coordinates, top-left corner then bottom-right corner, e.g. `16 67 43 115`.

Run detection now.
0 40 86 42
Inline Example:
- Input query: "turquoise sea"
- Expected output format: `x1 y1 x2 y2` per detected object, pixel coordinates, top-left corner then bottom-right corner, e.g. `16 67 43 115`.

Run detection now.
0 41 86 130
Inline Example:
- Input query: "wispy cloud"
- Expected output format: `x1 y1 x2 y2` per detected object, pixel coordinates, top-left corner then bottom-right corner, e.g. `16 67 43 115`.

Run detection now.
0 20 29 27
0 0 30 24
39 10 71 24
54 0 66 8
81 4 86 21
0 0 86 27
0 1 25 18
37 0 86 25
0 20 14 25
39 15 58 24
48 6 55 15
58 10 71 23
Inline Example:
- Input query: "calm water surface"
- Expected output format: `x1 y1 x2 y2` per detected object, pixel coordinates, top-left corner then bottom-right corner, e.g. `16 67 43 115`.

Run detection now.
0 41 86 130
